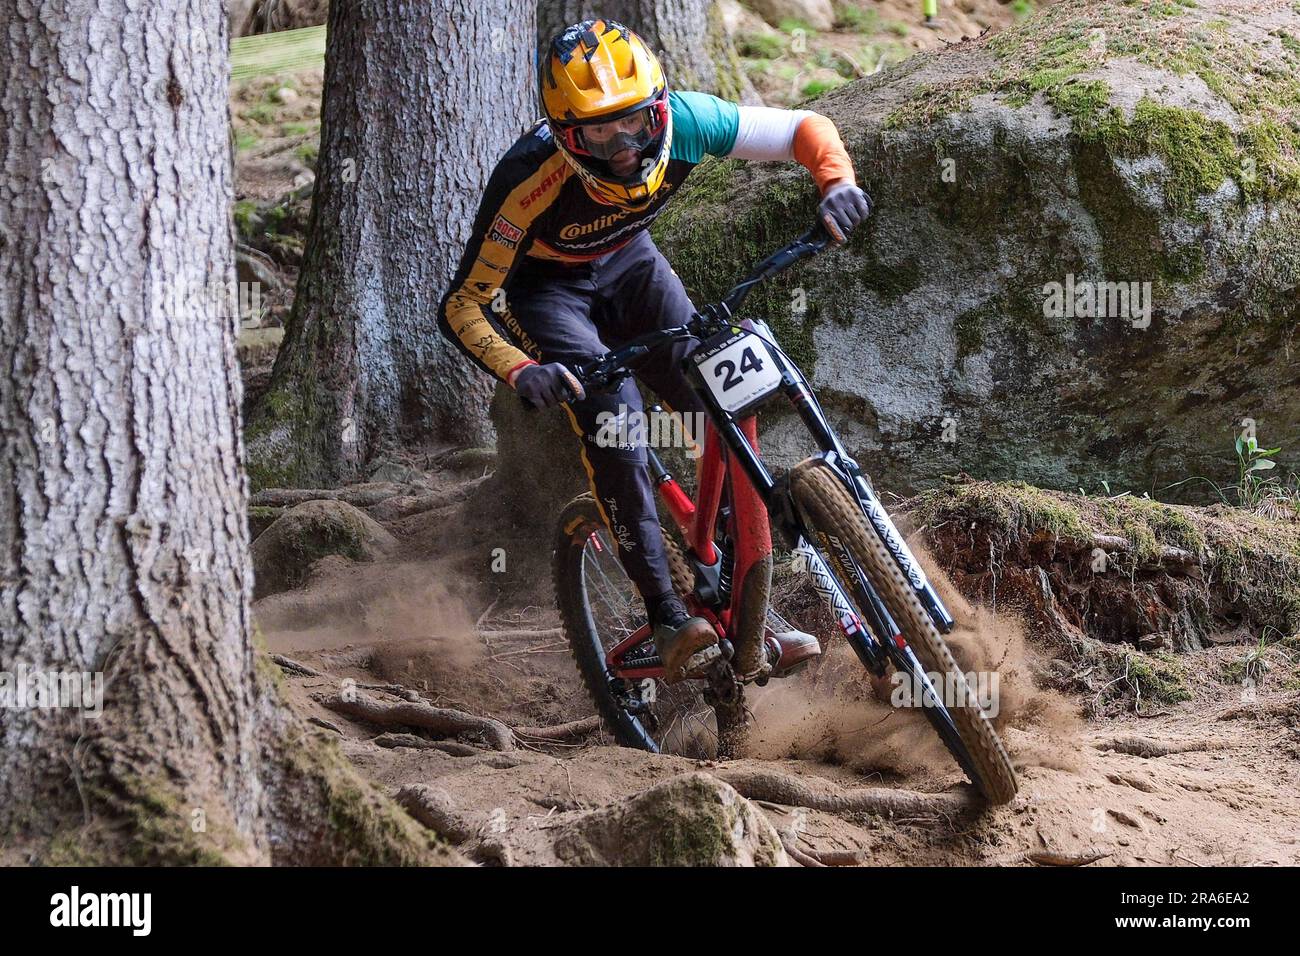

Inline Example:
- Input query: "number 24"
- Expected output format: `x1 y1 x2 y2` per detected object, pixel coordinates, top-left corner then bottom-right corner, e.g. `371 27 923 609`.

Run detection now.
714 347 764 390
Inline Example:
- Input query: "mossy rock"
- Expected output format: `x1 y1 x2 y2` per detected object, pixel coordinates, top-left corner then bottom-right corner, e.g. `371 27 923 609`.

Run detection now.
654 0 1300 502
517 772 787 867
251 499 397 598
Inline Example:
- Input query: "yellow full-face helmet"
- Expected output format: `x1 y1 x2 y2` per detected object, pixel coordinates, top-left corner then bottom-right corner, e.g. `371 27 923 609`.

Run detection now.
540 19 672 211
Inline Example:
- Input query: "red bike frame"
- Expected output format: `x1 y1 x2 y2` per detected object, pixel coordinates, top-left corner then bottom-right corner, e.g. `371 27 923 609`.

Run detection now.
601 414 770 680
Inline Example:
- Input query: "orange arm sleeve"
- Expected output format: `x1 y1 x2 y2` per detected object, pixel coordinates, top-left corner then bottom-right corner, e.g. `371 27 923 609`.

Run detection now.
793 113 856 194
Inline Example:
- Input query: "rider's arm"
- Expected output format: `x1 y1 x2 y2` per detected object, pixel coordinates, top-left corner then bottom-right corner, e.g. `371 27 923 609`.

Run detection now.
669 91 856 193
438 144 568 387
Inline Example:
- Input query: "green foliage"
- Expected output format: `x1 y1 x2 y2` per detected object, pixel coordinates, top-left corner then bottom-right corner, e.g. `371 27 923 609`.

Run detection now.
1235 433 1282 509
834 3 881 34
737 31 785 59
801 77 848 99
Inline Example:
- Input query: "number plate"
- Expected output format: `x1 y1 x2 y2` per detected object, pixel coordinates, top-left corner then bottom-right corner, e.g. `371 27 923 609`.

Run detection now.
693 329 782 414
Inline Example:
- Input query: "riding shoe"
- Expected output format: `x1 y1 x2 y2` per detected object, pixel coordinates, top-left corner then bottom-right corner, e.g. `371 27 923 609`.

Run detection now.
764 627 822 678
651 596 721 683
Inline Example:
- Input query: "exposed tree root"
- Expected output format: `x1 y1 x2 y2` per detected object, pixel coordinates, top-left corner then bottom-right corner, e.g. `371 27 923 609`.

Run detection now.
480 627 565 641
393 784 481 844
271 654 324 677
372 732 483 756
317 691 514 751
1095 736 1232 758
251 486 407 508
1024 850 1111 866
716 767 982 818
1218 701 1298 721
780 834 826 867
512 715 601 741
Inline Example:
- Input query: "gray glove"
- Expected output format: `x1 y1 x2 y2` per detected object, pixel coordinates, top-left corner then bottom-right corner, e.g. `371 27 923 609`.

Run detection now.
818 183 872 243
515 362 584 409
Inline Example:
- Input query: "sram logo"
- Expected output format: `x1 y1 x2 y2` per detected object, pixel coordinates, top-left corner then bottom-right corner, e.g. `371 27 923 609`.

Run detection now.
489 215 524 249
519 166 564 209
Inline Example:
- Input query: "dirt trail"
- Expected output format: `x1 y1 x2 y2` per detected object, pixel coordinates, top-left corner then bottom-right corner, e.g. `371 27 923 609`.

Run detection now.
255 454 1300 866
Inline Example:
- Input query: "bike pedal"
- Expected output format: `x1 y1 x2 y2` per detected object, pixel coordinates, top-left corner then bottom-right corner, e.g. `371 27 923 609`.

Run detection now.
680 644 723 680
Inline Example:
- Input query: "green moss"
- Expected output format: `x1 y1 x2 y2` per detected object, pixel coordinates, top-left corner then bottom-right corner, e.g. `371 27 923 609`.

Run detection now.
884 78 983 129
272 725 457 866
233 199 262 240
913 479 1300 638
644 777 739 866
1114 648 1193 705
653 156 823 370
44 775 243 866
885 0 1300 212
910 480 1094 541
243 386 318 490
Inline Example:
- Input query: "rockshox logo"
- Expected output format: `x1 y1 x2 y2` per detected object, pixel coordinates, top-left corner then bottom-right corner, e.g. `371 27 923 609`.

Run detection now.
489 215 524 249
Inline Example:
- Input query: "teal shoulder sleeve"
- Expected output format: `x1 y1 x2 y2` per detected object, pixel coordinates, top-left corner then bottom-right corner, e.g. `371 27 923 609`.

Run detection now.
668 91 740 164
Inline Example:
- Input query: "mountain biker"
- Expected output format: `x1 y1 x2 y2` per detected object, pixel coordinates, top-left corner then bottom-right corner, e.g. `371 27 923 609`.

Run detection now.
438 19 871 683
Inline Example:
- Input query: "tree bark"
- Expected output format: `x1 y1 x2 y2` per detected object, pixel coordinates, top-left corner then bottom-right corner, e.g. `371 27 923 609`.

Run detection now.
0 0 456 865
537 0 758 104
246 0 537 490
0 0 262 856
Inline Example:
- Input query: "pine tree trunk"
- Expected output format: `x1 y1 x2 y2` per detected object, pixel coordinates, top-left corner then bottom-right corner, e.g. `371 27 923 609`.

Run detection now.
0 0 455 865
246 0 537 490
537 0 758 103
0 0 262 853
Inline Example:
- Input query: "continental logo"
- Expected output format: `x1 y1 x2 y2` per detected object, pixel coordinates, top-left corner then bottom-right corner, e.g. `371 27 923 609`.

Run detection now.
520 166 565 210
556 181 675 242
560 209 631 240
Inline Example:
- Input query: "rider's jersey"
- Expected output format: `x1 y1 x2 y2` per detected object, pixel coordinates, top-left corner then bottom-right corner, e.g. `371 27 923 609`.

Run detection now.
439 91 855 384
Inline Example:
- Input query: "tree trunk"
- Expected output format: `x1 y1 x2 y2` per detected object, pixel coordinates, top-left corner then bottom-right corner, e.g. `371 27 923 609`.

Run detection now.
537 0 758 104
246 0 537 490
0 0 454 865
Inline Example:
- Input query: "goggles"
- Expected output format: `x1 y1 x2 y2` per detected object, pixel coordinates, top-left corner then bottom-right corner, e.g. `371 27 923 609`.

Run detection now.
558 99 668 161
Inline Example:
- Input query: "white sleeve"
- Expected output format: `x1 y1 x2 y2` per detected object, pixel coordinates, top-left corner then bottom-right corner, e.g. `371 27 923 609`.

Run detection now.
727 106 814 162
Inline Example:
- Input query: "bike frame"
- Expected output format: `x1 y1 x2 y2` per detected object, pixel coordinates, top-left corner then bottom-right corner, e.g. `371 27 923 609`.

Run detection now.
583 227 956 683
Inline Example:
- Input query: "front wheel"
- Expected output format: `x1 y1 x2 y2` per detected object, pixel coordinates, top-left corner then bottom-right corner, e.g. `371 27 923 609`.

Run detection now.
789 459 1018 804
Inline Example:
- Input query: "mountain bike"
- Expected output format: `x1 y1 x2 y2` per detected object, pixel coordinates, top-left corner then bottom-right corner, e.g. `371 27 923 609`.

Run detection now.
549 223 1018 804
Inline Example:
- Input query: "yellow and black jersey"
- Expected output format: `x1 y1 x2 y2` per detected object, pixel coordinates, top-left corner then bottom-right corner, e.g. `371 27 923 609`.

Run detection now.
439 91 856 384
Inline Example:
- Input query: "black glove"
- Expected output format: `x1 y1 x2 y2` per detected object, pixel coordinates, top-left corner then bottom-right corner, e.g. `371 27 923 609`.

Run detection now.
818 183 872 243
514 362 584 409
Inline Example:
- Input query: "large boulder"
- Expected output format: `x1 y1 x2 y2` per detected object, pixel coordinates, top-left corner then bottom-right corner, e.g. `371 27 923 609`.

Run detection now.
497 772 789 866
251 499 397 598
653 0 1300 502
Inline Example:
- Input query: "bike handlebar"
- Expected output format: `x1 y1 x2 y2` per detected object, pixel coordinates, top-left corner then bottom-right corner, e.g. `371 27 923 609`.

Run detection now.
520 221 832 409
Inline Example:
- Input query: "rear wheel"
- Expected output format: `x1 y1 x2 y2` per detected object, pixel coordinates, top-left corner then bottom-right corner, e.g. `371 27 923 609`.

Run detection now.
553 494 745 758
789 459 1018 804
